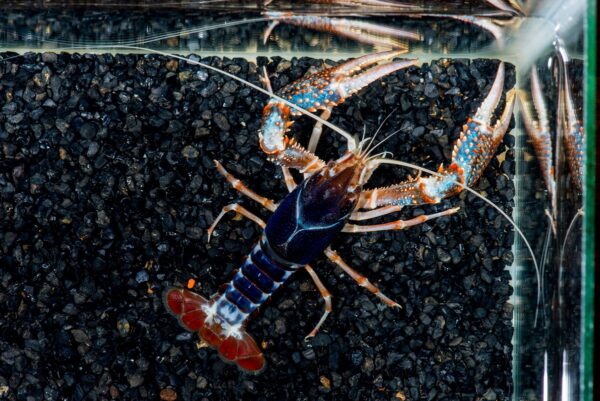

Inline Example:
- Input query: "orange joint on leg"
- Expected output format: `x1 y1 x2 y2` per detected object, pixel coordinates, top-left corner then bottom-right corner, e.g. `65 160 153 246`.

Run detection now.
262 199 276 209
300 158 321 174
418 183 434 204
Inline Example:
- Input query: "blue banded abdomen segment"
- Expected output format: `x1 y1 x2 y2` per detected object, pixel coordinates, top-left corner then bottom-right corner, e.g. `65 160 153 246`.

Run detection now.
225 285 256 314
251 245 291 282
215 243 297 327
233 274 264 304
241 261 279 293
214 297 246 326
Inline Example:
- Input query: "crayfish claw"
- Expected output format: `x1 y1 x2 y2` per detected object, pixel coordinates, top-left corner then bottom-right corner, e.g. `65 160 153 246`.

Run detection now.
260 51 416 172
356 62 514 211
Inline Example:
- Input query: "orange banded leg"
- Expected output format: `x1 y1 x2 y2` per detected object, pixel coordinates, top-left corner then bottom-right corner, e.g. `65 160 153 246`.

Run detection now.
304 265 332 339
281 166 297 192
214 160 277 212
349 205 403 221
207 203 266 242
343 207 459 233
324 247 400 309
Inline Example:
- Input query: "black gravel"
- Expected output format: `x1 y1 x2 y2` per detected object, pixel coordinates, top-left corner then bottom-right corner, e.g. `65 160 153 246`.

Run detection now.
0 52 515 401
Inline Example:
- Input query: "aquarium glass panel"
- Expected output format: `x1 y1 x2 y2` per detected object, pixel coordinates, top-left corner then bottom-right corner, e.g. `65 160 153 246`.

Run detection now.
0 1 592 401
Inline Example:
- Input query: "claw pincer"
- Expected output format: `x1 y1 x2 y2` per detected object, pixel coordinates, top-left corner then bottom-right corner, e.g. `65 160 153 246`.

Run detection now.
359 62 515 209
517 68 557 214
260 51 417 169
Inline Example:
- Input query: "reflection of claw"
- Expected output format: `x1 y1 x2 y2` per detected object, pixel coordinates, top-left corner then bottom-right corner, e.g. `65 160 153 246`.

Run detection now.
557 56 584 192
263 12 421 50
485 0 526 16
448 15 507 46
517 68 557 215
413 13 521 48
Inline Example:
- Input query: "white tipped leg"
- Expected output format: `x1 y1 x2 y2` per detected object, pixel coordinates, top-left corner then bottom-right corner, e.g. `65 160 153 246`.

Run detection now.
207 203 266 242
342 207 459 233
307 107 332 154
281 166 297 192
324 247 400 309
304 265 333 339
214 160 277 212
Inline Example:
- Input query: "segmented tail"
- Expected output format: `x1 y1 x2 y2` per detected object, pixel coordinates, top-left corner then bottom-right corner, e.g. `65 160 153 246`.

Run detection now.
164 288 265 373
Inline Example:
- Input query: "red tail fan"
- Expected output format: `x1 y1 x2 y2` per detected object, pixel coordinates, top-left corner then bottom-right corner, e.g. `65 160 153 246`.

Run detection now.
163 288 265 373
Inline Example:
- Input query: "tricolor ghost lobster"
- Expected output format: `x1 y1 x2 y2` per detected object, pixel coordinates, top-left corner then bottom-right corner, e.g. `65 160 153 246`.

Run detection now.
164 52 515 373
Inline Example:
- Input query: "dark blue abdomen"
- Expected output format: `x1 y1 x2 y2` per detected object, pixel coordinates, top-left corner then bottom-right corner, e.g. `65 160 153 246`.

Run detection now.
214 242 297 326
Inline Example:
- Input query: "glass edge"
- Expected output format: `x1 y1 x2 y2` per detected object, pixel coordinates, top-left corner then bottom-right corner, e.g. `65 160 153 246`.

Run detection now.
582 0 596 400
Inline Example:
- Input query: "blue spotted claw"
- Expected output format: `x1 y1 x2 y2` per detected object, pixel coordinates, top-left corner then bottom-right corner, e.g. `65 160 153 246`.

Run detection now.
259 51 418 172
357 62 516 209
517 67 556 214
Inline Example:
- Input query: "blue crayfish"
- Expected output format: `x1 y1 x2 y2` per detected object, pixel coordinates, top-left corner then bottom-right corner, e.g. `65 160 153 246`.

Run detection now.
165 51 515 373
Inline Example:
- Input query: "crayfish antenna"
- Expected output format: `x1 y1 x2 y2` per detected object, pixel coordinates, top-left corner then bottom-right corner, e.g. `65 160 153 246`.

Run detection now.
164 288 265 373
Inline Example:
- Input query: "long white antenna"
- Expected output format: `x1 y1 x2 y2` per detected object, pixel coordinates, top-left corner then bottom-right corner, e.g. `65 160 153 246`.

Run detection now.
368 158 540 288
119 45 358 149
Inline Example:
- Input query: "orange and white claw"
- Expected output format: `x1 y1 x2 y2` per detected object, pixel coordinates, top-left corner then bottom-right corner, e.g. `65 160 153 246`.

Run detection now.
472 62 506 127
259 51 416 172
